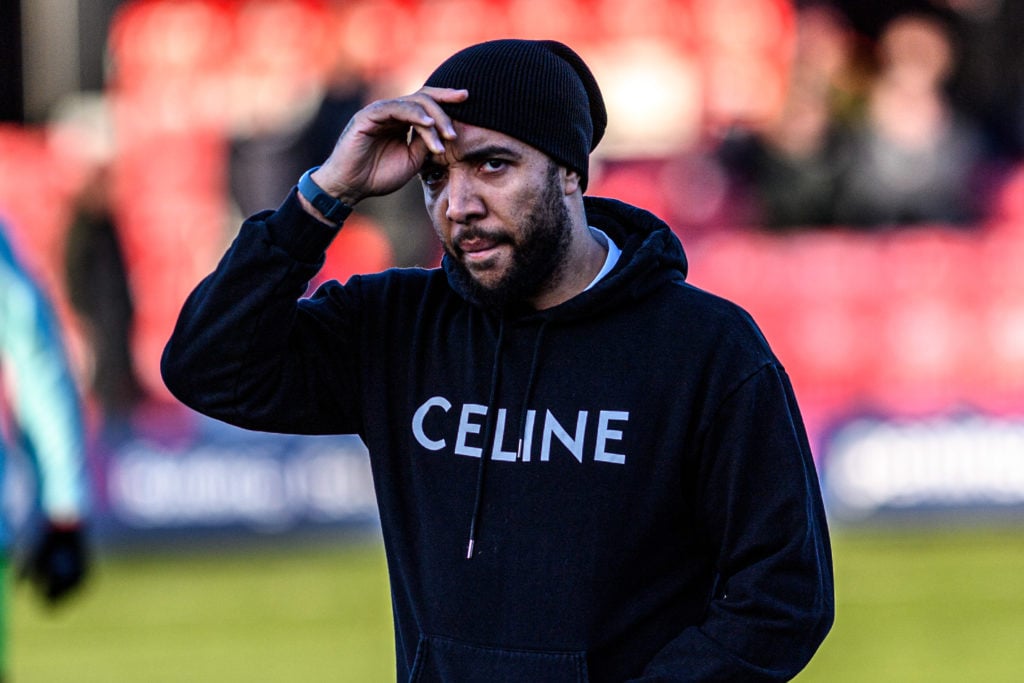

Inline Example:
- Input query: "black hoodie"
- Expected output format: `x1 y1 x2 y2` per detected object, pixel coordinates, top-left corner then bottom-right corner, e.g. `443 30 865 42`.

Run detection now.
162 191 834 682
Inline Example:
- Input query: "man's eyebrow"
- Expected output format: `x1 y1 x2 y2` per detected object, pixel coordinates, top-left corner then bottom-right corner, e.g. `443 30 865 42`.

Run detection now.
424 144 524 169
460 145 523 163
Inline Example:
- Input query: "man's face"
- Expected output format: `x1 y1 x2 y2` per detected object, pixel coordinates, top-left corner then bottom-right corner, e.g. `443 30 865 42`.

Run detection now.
420 122 573 309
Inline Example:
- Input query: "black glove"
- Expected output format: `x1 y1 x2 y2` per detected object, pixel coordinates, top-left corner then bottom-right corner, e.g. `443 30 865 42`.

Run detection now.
22 522 89 605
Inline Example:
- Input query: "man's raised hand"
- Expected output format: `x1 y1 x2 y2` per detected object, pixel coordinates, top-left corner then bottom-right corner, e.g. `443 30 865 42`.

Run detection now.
310 87 469 207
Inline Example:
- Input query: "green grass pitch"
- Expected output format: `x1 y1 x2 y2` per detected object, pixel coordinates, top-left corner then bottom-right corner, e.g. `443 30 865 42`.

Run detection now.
9 525 1024 681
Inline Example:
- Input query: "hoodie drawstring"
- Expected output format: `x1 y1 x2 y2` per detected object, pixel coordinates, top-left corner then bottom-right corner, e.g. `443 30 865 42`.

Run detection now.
465 319 548 559
466 319 505 559
514 322 546 461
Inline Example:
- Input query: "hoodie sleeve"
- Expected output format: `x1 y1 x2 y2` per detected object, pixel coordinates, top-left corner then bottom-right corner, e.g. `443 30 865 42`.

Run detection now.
0 230 88 522
161 190 364 435
633 363 834 682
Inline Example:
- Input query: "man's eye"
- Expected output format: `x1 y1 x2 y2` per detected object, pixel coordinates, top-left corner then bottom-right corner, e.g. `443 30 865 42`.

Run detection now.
421 169 446 186
482 159 507 172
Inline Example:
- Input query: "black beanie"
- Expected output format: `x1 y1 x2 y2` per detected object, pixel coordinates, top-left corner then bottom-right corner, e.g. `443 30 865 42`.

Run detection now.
423 39 607 191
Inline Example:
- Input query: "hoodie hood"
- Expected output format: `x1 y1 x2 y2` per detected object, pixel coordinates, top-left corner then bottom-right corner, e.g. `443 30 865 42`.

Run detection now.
442 196 688 319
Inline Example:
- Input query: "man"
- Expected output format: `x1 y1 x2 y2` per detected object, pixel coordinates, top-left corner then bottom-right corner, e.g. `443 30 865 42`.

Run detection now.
0 222 90 678
162 39 833 681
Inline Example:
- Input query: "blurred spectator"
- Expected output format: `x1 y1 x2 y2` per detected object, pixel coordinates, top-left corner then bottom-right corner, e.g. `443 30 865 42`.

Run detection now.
797 2 876 127
65 161 146 421
941 0 1024 161
227 75 369 219
717 3 869 229
0 221 90 678
830 0 1024 158
223 30 421 267
225 3 370 219
229 100 343 218
301 70 437 268
830 11 990 227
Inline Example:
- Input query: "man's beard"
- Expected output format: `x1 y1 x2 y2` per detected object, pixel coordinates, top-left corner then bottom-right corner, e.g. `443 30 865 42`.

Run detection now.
444 164 572 311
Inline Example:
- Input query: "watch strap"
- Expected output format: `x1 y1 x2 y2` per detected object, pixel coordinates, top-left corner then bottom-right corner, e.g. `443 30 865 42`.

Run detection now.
297 166 352 224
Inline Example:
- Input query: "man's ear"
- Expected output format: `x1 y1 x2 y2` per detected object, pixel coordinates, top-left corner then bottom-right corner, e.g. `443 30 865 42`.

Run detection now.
562 167 582 196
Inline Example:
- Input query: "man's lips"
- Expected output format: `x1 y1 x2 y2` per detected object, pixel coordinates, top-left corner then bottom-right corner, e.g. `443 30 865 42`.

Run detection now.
459 236 498 253
454 231 510 264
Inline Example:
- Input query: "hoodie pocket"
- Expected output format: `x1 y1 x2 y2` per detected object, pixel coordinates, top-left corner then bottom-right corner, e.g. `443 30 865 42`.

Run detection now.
410 635 589 683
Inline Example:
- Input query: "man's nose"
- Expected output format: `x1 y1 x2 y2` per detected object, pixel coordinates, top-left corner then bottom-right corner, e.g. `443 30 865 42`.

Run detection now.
445 171 485 224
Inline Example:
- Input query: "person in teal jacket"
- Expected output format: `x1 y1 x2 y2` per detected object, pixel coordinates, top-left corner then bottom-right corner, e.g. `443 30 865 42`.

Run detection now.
0 220 90 677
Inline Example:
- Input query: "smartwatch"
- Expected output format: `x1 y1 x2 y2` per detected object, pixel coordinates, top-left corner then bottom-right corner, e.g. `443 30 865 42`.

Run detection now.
297 166 352 224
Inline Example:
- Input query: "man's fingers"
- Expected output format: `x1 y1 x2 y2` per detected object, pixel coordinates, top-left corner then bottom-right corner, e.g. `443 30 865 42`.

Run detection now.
418 86 470 101
411 123 446 155
376 88 468 141
357 99 442 153
363 98 435 130
414 88 468 140
355 88 468 152
314 87 469 200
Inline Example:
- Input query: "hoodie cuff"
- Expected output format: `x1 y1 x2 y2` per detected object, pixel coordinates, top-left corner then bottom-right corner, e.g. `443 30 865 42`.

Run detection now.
264 188 343 263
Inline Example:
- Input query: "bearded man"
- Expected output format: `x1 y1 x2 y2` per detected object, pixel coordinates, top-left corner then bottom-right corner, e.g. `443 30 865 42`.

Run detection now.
162 39 833 682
